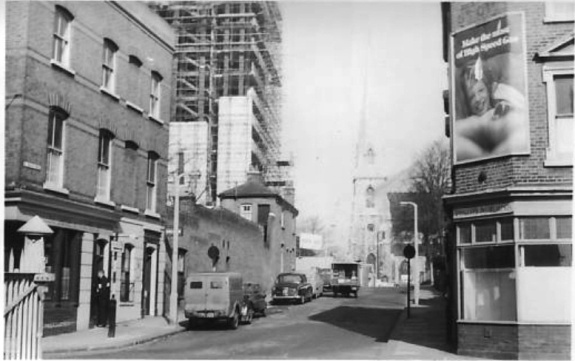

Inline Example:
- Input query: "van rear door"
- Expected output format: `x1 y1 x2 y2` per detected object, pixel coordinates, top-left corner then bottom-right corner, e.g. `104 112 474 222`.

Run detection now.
186 277 206 312
205 276 230 315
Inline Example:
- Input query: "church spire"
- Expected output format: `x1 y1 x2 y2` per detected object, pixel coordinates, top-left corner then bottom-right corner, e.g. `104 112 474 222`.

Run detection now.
355 28 372 170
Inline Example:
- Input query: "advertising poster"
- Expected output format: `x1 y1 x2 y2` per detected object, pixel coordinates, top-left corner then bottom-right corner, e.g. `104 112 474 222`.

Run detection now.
451 13 529 164
299 233 323 250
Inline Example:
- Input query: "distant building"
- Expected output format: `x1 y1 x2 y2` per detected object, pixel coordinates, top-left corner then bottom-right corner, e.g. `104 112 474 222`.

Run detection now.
5 1 174 335
219 171 299 289
442 2 573 359
149 1 292 205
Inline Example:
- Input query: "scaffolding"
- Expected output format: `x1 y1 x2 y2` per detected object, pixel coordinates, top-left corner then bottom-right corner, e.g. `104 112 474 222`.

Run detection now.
150 1 284 203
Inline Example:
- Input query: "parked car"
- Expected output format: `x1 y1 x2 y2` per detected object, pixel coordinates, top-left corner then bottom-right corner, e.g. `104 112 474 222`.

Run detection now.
243 282 267 317
272 273 313 304
184 272 250 329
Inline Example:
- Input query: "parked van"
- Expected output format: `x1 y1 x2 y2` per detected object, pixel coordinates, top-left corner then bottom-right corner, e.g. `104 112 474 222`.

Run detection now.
184 272 246 329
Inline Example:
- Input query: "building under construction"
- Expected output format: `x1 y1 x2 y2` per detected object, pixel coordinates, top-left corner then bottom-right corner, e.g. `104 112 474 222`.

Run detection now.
150 1 291 204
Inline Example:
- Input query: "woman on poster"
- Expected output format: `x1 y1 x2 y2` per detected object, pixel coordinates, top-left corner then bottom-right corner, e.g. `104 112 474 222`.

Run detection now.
454 56 529 162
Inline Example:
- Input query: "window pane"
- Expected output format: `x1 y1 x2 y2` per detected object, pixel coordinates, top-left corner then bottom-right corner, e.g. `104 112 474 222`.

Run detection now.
475 220 496 243
462 246 515 269
500 218 514 241
520 218 550 240
555 75 573 115
556 217 572 239
459 223 471 244
462 269 516 321
210 281 223 289
555 116 573 154
53 116 63 149
190 281 202 289
524 244 572 267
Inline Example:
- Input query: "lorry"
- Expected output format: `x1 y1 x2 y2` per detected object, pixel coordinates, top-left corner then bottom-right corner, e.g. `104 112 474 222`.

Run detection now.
184 272 253 329
330 262 370 298
271 272 313 304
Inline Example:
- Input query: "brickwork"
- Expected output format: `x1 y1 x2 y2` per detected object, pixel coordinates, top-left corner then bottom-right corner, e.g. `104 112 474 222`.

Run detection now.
450 2 573 195
5 1 175 334
517 324 571 360
458 323 518 359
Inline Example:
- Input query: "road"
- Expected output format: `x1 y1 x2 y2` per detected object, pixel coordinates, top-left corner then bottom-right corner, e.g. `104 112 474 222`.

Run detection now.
55 287 463 359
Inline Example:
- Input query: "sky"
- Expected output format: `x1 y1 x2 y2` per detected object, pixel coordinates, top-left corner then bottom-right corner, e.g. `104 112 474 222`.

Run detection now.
280 1 448 247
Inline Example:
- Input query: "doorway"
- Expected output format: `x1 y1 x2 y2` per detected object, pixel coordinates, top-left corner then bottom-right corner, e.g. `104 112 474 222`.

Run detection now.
141 245 157 317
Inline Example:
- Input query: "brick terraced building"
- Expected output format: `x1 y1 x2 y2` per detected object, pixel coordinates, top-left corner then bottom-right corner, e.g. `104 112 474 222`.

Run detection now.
442 2 573 359
5 1 174 335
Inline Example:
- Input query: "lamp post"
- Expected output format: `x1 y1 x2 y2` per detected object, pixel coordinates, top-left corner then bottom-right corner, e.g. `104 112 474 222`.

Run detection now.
400 201 419 306
170 173 187 325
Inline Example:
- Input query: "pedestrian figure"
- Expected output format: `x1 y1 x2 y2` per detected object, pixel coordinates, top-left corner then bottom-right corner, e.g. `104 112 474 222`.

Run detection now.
95 270 110 327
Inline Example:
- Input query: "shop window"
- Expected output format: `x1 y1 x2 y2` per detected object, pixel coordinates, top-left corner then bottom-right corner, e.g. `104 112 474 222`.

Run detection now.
460 245 516 321
475 220 496 243
44 229 81 303
458 223 471 244
120 244 134 302
519 217 551 240
556 216 572 240
462 246 515 269
500 218 514 241
523 244 572 267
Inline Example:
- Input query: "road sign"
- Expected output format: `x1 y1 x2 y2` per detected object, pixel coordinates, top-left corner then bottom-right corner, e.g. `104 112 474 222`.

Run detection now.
403 244 415 259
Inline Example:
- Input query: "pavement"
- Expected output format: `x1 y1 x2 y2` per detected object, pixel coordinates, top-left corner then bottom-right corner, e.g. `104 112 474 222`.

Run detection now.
42 285 464 359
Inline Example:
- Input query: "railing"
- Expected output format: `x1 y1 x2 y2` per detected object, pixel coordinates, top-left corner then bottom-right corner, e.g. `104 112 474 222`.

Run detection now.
4 273 49 360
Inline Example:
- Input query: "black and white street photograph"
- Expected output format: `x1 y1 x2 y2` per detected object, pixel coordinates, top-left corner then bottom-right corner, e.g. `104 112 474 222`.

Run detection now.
3 0 573 360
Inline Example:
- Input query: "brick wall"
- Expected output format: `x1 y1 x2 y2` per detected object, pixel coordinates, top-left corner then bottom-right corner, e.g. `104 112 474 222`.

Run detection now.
5 1 174 219
518 324 571 360
458 323 518 359
450 2 573 195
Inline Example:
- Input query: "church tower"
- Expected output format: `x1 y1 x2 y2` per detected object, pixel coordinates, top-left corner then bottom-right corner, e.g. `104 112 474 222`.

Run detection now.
349 66 387 274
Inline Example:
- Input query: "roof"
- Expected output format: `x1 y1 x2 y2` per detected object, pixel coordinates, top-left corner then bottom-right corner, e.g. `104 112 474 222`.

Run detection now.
218 179 299 216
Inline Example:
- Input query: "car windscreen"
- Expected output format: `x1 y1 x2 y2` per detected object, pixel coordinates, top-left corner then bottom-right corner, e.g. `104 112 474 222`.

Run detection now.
278 274 302 283
190 281 202 289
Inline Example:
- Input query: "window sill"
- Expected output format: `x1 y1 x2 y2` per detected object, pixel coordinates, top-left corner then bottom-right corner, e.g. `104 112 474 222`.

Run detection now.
543 17 574 24
121 205 140 214
144 209 161 219
95 197 116 208
148 115 165 125
544 152 573 167
126 101 144 114
50 60 76 77
99 87 120 102
119 302 135 307
43 183 70 196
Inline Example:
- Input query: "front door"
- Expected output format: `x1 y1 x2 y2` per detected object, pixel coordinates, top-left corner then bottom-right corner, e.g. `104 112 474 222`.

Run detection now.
142 247 152 316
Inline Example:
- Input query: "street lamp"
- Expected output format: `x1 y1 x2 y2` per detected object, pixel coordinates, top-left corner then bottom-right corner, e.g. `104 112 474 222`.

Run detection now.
400 201 419 306
170 172 188 325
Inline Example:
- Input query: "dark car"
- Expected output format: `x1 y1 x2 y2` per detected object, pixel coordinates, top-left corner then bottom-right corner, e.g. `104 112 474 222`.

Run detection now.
272 273 313 304
243 283 267 317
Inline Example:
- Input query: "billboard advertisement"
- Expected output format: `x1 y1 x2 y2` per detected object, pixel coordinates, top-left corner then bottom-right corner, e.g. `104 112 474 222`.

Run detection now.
299 233 323 250
451 13 529 164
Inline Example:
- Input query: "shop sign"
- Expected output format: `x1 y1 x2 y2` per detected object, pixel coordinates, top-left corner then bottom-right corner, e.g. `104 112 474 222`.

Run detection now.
454 203 511 219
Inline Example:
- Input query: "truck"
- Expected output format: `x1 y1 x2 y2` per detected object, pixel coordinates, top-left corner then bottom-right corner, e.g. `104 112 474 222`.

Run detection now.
184 272 252 329
330 262 370 298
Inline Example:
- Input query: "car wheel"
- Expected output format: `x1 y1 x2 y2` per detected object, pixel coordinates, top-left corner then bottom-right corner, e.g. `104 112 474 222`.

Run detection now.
229 309 240 330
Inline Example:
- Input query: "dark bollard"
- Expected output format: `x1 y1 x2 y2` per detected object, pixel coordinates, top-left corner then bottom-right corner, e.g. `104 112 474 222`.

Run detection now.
108 295 117 338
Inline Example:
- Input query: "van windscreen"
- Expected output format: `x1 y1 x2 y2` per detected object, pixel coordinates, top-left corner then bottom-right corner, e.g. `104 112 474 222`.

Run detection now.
190 281 202 289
